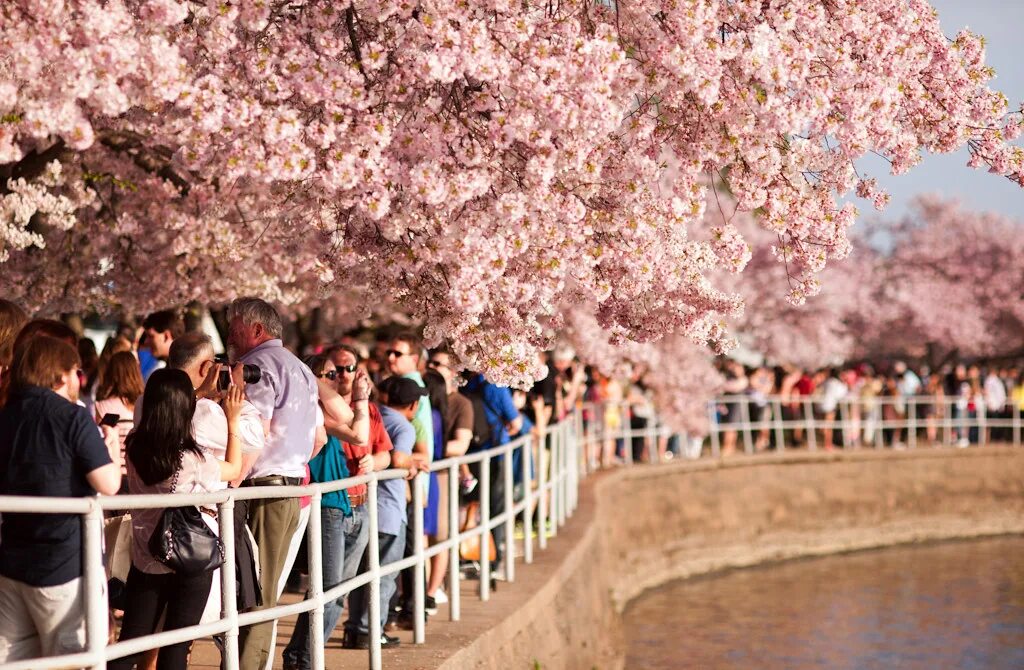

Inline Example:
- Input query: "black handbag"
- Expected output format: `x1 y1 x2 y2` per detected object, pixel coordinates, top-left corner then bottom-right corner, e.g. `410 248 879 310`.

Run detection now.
148 466 223 576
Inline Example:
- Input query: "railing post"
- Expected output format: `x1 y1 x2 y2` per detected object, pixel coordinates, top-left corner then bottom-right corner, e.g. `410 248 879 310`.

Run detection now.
480 454 491 602
84 503 107 670
575 411 587 480
367 479 383 670
523 430 535 565
622 401 633 466
708 401 721 458
772 398 785 452
447 463 461 622
561 428 569 528
218 497 239 670
979 404 988 447
873 399 883 449
804 397 817 451
1014 402 1021 448
550 427 561 536
740 397 754 455
307 491 326 670
537 430 548 551
570 420 580 512
908 397 917 449
412 472 426 644
503 442 515 583
837 399 850 449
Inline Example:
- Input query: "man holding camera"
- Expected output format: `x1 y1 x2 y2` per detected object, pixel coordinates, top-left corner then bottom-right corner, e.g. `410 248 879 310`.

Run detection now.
227 298 341 670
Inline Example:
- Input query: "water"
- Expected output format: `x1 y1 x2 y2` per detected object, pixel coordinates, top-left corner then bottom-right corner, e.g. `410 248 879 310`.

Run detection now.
623 537 1024 670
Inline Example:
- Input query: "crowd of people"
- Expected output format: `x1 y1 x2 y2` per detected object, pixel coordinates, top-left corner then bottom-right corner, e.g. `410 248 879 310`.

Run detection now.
0 298 587 669
6 291 1017 668
714 360 1024 453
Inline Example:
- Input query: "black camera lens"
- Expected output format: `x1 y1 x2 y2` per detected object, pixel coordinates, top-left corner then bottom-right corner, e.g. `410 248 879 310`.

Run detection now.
215 356 261 390
242 364 261 385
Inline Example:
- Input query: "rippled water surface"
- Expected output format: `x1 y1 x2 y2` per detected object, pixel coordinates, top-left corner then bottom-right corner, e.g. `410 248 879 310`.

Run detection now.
624 537 1024 670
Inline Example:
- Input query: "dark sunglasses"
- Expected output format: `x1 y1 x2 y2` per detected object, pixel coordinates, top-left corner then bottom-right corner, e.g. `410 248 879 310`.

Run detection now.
317 370 338 381
427 359 447 369
386 350 410 359
337 364 358 374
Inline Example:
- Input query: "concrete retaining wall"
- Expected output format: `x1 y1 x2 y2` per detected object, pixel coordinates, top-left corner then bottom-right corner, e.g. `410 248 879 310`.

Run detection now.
430 448 1024 670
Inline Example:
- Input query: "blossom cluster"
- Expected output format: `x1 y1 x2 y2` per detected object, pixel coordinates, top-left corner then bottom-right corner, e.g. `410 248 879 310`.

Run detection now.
1 0 1021 387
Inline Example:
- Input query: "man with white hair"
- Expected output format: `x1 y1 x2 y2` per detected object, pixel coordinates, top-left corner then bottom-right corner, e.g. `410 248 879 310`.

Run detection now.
227 297 339 670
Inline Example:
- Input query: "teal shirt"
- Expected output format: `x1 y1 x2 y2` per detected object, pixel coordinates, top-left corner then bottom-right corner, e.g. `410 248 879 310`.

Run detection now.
307 435 352 514
402 372 434 457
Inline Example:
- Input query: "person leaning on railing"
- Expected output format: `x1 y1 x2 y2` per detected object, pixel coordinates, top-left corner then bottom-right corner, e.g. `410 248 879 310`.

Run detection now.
0 335 121 663
343 376 426 650
282 353 383 670
108 369 245 670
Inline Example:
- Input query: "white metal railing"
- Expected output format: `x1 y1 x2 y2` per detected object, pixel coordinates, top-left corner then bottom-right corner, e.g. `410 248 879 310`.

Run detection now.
7 393 1008 670
0 413 593 670
703 394 1023 456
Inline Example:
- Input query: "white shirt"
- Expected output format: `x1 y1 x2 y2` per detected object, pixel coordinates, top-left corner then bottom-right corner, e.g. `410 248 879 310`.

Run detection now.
133 397 265 488
817 378 848 414
984 374 1007 413
240 339 319 479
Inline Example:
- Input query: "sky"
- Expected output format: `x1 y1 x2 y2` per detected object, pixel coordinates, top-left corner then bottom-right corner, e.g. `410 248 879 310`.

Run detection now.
857 0 1024 224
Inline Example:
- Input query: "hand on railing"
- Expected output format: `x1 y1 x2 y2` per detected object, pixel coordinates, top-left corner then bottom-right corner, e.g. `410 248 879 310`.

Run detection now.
357 453 375 475
406 454 430 480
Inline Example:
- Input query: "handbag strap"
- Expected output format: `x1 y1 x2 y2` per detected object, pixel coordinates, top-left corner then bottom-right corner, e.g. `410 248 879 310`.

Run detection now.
169 460 181 494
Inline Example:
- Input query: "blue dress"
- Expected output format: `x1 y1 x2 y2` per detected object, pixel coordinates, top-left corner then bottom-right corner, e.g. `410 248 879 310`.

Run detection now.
423 409 443 536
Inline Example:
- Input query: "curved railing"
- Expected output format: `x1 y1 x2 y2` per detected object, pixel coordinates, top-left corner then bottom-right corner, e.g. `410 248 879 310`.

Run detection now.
0 414 591 670
2 394 1011 669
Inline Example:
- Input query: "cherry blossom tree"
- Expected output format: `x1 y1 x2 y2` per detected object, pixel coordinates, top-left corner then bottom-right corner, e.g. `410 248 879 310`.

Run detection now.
2 0 1022 385
853 196 1024 364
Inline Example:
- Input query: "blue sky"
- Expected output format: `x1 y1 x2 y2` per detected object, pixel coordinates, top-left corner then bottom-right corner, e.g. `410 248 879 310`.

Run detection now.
855 0 1024 224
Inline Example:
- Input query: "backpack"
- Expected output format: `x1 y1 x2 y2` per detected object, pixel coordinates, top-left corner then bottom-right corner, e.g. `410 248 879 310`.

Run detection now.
462 386 500 451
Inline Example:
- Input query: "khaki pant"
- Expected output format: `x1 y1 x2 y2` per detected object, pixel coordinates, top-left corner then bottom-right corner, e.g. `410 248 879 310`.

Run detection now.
0 575 85 662
238 496 300 670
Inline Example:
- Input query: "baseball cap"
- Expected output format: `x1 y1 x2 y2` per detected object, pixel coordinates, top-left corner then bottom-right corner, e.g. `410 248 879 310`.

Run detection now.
379 376 428 407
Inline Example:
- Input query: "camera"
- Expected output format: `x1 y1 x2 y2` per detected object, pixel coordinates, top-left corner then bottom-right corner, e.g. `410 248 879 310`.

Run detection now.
215 354 262 391
100 413 124 428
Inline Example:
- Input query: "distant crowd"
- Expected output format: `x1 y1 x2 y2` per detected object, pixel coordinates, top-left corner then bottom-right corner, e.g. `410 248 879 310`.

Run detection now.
714 360 1023 453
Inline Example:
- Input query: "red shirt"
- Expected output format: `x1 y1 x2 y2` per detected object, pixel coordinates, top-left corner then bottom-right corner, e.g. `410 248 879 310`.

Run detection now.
795 375 816 396
343 403 393 497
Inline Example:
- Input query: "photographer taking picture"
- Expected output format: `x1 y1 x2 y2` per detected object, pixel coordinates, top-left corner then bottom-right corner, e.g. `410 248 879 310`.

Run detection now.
227 297 353 670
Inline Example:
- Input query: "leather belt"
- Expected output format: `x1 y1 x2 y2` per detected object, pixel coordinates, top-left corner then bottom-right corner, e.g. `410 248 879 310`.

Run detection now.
348 492 367 507
241 475 304 488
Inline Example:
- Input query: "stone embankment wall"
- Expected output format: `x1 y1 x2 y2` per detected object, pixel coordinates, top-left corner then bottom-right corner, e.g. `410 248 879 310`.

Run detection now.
429 448 1024 670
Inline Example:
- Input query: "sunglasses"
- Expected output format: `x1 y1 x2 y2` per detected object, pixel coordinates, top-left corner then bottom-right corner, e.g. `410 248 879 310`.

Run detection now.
427 359 448 369
386 350 410 359
337 364 358 374
317 370 338 381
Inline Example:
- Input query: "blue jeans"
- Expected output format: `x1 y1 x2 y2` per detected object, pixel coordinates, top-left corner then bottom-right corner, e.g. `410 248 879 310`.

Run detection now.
345 521 406 635
283 506 368 670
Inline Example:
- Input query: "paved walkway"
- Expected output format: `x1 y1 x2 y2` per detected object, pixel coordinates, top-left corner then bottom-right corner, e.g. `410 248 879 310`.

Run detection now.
184 507 590 669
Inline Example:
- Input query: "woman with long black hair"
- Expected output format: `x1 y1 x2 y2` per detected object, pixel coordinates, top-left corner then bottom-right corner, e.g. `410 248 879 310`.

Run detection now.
110 368 243 670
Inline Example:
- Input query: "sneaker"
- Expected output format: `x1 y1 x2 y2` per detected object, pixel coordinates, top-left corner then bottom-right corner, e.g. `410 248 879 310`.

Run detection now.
424 595 438 616
957 438 970 449
434 588 448 605
343 630 400 650
396 609 425 630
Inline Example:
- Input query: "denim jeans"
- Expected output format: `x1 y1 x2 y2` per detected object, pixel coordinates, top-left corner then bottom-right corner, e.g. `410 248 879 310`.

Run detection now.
283 506 367 670
342 504 369 582
345 521 406 635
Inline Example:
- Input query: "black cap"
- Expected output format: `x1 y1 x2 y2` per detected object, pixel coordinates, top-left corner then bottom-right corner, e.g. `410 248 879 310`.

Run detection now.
379 376 428 407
